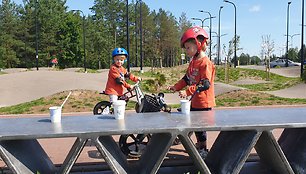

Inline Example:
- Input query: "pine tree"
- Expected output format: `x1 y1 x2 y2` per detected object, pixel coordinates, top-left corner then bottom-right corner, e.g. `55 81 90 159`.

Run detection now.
0 0 23 68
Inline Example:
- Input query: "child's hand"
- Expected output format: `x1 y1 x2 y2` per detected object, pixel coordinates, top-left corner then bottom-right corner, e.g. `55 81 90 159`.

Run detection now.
167 86 176 92
178 90 187 98
137 77 142 82
129 85 135 90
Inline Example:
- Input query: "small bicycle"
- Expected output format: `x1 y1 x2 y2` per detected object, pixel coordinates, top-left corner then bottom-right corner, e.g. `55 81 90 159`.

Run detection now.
93 81 171 157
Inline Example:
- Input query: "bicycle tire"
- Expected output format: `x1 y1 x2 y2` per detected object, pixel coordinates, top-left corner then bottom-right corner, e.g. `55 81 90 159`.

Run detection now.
119 134 151 157
135 98 144 113
93 101 112 115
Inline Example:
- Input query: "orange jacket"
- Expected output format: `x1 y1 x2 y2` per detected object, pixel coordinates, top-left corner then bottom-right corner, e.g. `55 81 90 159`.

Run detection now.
174 56 216 109
105 65 138 96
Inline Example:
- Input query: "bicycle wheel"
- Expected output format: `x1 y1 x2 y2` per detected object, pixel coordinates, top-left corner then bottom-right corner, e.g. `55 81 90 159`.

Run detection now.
119 134 151 157
135 98 144 113
93 101 112 115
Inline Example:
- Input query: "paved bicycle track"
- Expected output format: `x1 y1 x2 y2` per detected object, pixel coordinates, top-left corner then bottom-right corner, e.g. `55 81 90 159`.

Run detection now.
0 66 305 107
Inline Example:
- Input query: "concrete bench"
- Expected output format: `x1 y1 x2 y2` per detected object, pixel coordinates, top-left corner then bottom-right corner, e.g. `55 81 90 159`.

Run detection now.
0 106 306 174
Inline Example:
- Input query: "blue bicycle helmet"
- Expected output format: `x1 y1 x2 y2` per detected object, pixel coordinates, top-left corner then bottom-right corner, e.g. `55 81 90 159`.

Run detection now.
112 48 129 58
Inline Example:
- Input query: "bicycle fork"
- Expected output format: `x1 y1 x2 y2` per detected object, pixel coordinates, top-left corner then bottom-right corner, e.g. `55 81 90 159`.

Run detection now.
134 86 144 105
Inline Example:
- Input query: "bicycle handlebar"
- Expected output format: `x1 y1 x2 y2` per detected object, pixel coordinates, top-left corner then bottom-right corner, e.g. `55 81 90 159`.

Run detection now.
134 80 140 86
127 80 140 94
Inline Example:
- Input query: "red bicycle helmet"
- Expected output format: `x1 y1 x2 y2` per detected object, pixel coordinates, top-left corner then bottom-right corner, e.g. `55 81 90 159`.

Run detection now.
180 26 209 53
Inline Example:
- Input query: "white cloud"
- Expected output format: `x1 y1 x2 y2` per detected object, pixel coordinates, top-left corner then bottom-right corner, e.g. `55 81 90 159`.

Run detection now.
249 5 261 12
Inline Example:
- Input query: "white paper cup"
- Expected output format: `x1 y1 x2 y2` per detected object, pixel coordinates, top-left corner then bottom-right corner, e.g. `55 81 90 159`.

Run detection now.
180 100 191 115
113 100 126 119
49 106 62 123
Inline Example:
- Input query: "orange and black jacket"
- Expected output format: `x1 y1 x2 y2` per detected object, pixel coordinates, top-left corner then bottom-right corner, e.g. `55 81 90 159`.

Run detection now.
173 56 216 109
105 64 138 96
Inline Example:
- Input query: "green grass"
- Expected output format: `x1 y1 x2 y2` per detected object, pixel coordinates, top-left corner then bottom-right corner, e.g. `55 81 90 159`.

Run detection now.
75 68 99 73
215 90 306 107
0 94 138 115
216 67 301 91
135 65 302 93
0 98 53 114
216 96 306 107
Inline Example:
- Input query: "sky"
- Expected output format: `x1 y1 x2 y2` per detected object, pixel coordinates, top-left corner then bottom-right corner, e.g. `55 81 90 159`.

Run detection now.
9 0 305 58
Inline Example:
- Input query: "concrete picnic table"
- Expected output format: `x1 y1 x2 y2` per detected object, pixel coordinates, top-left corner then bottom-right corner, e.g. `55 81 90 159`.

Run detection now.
0 106 306 174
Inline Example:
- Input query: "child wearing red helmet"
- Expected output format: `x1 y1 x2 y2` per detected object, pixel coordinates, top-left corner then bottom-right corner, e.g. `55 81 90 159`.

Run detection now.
168 26 216 158
105 48 141 103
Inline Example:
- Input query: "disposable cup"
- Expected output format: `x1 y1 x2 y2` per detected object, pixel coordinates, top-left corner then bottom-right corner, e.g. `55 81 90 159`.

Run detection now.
180 100 191 115
49 106 62 123
113 100 126 119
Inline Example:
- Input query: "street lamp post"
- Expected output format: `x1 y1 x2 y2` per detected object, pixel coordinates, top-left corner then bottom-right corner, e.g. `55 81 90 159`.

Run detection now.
135 2 138 67
224 0 237 68
213 33 227 63
126 0 130 72
301 0 305 77
286 1 292 67
134 0 142 70
191 17 206 28
199 10 215 60
139 0 143 73
285 33 300 48
35 0 38 70
72 10 86 72
218 6 223 65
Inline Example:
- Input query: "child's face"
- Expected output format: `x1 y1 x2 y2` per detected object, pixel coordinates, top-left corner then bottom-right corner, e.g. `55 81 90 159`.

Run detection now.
183 41 198 57
113 55 126 67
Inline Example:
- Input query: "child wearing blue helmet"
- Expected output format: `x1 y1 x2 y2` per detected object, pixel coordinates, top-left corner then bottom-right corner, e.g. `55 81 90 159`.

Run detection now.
104 48 141 102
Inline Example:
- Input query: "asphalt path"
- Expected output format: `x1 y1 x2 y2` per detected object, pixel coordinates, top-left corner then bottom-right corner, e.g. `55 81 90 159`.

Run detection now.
0 66 305 107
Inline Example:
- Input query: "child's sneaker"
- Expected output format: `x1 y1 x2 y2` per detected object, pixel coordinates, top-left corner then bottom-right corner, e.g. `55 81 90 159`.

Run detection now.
102 106 110 115
172 137 181 145
198 148 209 160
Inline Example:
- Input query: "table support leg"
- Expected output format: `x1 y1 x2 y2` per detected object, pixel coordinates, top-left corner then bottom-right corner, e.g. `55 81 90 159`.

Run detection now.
60 137 88 174
255 130 294 174
205 130 261 174
96 135 130 174
178 132 211 174
137 132 176 174
278 128 306 173
0 139 55 174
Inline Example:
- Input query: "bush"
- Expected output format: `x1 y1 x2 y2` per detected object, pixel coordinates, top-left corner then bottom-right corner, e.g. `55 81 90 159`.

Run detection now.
142 79 156 92
156 73 166 86
141 73 167 93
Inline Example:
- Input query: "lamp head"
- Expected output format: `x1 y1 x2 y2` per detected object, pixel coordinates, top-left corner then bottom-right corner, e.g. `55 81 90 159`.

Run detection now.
191 17 201 21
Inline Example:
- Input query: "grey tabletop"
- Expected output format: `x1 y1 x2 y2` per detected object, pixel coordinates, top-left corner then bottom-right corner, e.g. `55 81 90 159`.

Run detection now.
0 106 306 140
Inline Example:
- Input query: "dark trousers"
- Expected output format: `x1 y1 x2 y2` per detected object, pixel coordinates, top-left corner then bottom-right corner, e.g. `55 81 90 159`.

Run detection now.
191 107 212 143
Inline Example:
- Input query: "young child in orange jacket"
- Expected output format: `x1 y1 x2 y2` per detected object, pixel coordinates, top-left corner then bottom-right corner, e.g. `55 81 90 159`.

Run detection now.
168 26 216 158
105 48 141 103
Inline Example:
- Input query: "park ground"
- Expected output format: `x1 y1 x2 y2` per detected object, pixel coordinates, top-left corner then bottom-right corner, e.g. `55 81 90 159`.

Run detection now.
0 65 305 173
